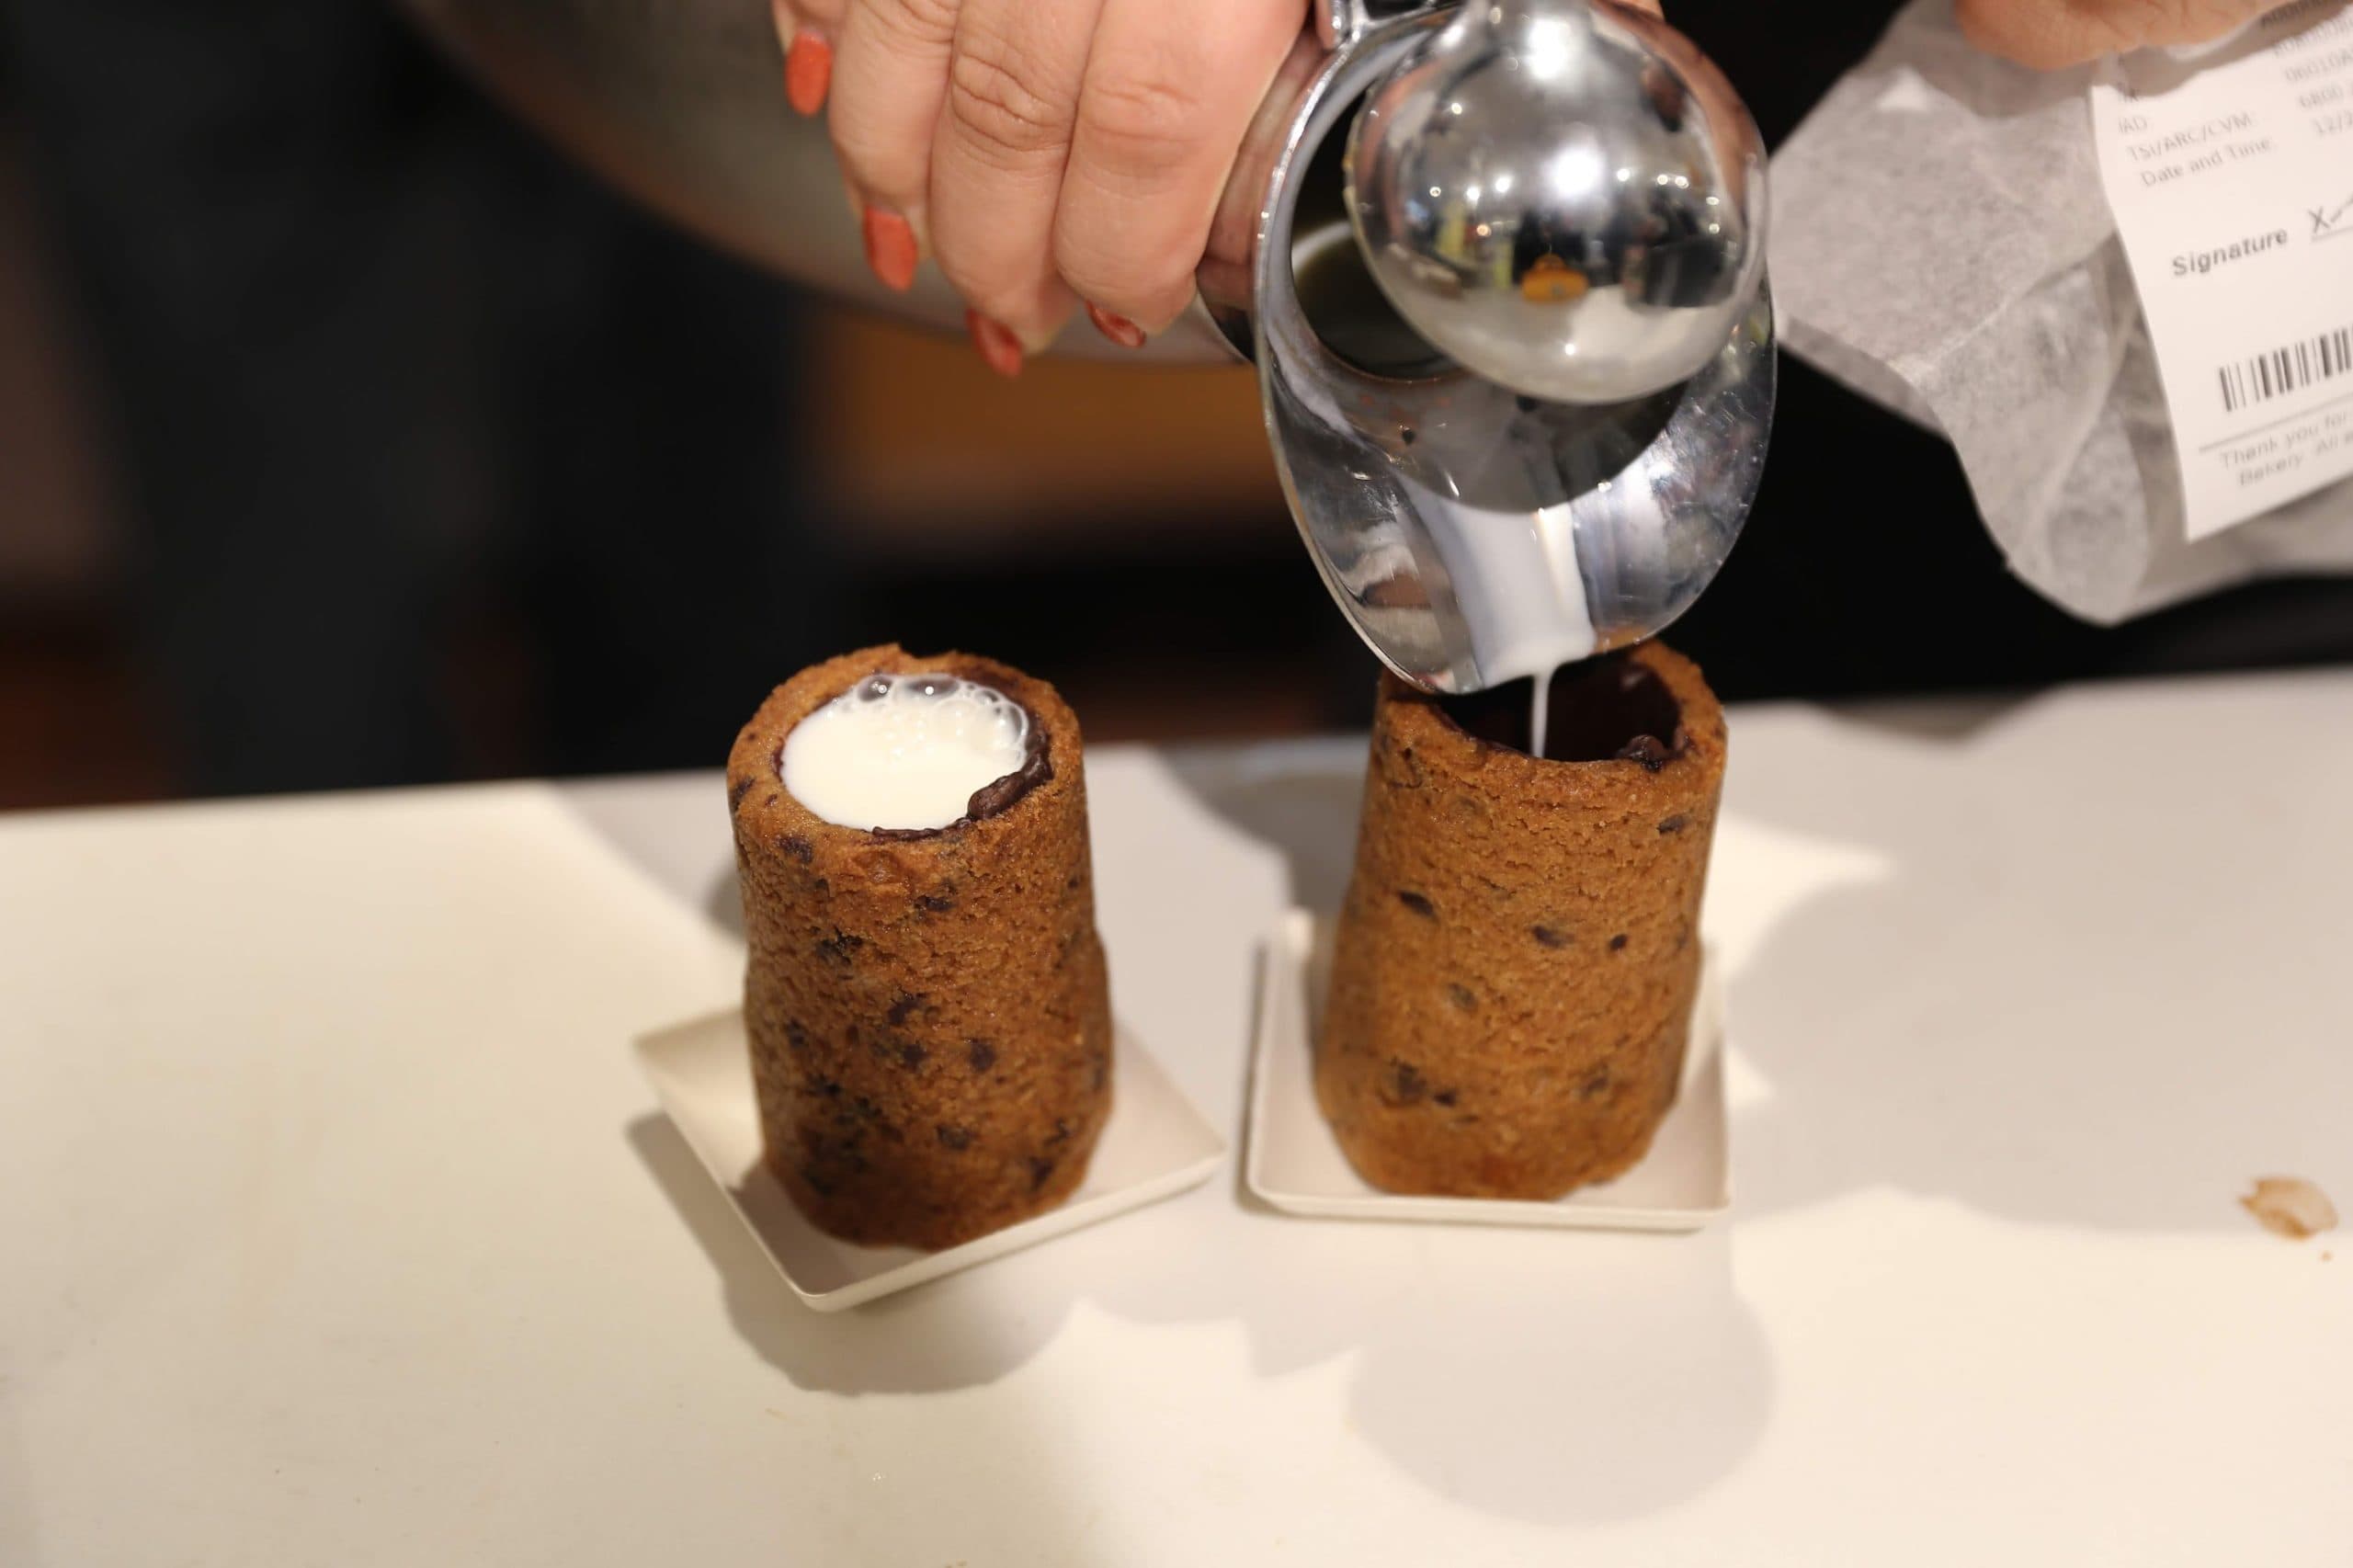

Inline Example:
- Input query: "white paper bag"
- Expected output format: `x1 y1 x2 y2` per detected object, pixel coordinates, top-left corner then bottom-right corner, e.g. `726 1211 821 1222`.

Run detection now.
1768 0 2353 622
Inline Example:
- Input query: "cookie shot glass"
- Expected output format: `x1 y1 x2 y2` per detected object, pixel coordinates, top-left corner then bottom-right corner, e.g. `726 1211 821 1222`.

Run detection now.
1317 642 1726 1199
727 645 1113 1250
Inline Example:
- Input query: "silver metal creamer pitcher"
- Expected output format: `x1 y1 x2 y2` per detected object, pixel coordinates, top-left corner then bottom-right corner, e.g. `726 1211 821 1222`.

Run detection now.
404 0 1774 691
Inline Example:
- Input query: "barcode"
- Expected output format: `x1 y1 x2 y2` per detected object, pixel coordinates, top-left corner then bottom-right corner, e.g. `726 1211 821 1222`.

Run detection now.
2217 324 2353 414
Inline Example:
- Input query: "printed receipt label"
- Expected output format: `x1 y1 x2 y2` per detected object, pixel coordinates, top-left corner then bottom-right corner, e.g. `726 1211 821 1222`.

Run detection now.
2088 0 2353 540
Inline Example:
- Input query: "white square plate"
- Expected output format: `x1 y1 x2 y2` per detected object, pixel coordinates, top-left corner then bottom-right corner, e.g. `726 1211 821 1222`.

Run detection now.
1246 909 1730 1229
636 1013 1224 1311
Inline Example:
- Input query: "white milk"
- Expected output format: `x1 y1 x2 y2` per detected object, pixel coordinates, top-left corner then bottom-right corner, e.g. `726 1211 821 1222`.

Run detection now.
1531 667 1553 761
781 674 1029 832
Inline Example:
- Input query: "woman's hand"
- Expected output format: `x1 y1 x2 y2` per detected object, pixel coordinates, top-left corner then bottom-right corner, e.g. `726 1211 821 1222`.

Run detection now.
769 0 1305 373
1955 0 2276 69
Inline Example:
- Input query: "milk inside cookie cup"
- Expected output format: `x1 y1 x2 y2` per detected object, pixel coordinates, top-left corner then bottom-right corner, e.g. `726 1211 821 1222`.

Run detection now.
781 673 1030 832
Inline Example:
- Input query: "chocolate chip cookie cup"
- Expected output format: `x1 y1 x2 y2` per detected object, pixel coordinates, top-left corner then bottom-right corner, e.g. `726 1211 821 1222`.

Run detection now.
1315 642 1726 1200
727 644 1113 1250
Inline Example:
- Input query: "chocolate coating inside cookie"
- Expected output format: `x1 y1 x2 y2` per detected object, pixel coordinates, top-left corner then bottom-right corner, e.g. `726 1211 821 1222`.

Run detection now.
1438 651 1686 764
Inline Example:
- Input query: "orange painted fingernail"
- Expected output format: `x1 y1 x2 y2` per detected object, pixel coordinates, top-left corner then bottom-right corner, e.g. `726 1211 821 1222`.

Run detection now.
965 310 1023 379
785 32 832 116
863 208 918 292
1086 304 1146 349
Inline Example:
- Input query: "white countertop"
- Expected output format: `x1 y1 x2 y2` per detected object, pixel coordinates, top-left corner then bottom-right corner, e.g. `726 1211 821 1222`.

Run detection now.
5 671 2349 1565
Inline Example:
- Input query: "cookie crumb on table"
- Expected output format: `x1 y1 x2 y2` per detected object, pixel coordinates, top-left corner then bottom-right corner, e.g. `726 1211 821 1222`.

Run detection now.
2240 1176 2337 1240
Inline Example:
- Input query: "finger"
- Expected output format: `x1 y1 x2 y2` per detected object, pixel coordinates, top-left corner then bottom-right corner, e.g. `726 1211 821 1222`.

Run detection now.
926 0 1107 350
831 0 963 290
1952 0 2131 67
770 0 850 116
1955 0 2268 69
1055 0 1305 334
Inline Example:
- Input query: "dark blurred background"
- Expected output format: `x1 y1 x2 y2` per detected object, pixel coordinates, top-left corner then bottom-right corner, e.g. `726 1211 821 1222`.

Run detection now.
2 0 2348 811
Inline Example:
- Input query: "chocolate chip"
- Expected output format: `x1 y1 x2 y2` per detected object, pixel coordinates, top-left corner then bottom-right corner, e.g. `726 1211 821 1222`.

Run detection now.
808 1074 842 1100
966 1038 997 1074
806 1131 868 1174
1657 813 1690 835
1065 872 1083 890
1047 1118 1073 1146
1028 1155 1058 1191
784 1020 810 1051
1433 1089 1458 1108
886 992 924 1026
897 1041 927 1071
1383 1059 1427 1105
1532 925 1572 949
1675 923 1691 951
1608 933 1630 951
842 1103 902 1144
936 1124 973 1151
728 777 756 810
815 929 864 965
1578 1070 1612 1099
1617 734 1674 771
1091 1052 1109 1091
917 893 955 913
1397 891 1437 918
799 1165 834 1198
780 834 814 864
1446 983 1477 1012
1400 426 1417 446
